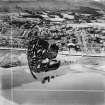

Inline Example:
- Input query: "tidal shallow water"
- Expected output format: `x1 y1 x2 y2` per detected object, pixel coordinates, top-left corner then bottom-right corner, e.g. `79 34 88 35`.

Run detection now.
0 50 105 105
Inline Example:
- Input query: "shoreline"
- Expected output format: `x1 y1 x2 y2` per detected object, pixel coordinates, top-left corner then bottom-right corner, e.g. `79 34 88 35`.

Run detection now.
0 47 105 57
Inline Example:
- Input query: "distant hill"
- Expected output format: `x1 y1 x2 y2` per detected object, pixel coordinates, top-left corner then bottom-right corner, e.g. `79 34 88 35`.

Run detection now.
72 6 102 16
0 0 105 15
90 1 105 11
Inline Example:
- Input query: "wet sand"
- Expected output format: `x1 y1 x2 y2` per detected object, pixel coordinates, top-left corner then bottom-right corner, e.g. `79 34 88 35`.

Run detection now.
1 63 105 105
2 90 105 105
0 50 105 105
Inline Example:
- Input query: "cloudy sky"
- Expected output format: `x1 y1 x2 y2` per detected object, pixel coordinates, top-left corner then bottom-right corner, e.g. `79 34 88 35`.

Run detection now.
0 0 104 2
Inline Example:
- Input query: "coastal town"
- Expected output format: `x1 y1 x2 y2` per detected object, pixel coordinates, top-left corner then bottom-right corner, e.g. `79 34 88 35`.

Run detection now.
0 6 105 56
